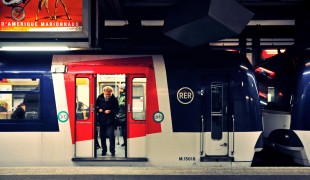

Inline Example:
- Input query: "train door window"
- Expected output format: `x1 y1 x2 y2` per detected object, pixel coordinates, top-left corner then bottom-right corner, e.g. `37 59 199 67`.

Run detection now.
132 78 146 120
0 77 40 120
211 82 223 140
76 78 90 120
267 87 275 102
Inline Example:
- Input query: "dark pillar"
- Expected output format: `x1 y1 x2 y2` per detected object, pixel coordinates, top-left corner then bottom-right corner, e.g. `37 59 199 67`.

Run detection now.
88 0 96 47
96 0 105 48
252 25 261 66
239 34 247 56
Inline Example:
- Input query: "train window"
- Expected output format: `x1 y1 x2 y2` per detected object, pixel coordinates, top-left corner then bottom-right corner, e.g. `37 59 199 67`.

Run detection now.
97 74 126 97
76 78 90 120
257 77 293 112
211 82 223 140
0 78 40 120
132 78 146 120
211 82 223 113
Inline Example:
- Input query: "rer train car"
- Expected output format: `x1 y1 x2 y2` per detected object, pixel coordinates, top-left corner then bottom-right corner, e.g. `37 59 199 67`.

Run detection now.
255 48 310 166
0 50 263 167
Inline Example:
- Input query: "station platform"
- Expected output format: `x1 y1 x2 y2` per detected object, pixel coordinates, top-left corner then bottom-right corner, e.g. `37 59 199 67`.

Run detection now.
1 166 310 179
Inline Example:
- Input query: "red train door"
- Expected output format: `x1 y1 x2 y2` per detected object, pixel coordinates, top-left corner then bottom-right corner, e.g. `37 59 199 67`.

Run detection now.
74 74 96 157
126 75 147 158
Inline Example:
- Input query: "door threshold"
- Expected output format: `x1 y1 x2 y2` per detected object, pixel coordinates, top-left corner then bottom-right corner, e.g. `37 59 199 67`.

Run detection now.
200 156 233 162
72 157 148 162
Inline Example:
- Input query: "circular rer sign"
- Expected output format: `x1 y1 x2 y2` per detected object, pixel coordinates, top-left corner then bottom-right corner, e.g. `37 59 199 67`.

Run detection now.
177 87 194 104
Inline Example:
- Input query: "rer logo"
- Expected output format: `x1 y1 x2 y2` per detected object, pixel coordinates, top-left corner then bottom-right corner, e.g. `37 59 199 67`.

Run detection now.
177 87 194 104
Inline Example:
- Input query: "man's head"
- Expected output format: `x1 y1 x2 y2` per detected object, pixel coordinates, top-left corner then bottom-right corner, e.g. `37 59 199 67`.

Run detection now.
118 83 125 92
103 86 113 99
18 103 26 111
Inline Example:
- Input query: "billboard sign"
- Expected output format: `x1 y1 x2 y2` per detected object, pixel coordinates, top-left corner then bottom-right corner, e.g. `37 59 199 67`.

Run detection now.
0 0 82 32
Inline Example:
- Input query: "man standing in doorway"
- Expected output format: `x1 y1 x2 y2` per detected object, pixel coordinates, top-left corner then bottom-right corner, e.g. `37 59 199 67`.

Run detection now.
116 84 126 147
96 86 119 156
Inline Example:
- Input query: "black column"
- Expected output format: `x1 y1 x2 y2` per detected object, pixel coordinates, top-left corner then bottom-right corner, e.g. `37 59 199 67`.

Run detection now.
252 25 261 66
88 0 97 47
96 0 105 48
239 34 247 56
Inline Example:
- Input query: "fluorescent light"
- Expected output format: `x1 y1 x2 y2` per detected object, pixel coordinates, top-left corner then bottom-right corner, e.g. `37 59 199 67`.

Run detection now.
104 20 165 26
0 46 70 51
141 20 164 26
104 20 295 27
247 20 295 26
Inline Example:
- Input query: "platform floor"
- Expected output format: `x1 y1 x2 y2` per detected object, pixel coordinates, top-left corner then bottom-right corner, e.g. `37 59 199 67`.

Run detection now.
1 166 310 175
1 166 310 179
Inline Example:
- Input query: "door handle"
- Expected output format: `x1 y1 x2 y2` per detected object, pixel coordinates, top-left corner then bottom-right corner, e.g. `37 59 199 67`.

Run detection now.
220 143 227 147
127 104 131 113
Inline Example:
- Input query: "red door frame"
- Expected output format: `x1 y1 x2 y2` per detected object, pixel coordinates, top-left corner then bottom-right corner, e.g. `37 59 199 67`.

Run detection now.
74 74 95 153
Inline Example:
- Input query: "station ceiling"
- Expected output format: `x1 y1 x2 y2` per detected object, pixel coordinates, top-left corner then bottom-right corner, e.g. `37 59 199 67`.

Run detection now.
104 0 305 21
102 0 310 52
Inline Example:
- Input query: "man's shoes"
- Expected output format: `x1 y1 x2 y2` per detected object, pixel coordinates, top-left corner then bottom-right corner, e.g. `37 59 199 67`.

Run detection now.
102 152 106 156
121 143 126 147
111 152 115 156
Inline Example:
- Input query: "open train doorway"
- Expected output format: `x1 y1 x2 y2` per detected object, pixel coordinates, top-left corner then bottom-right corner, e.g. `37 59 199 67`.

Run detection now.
71 61 149 160
96 74 127 158
74 74 128 158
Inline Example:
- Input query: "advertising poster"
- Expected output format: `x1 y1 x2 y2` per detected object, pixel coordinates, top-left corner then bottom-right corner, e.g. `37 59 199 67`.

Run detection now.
0 0 82 32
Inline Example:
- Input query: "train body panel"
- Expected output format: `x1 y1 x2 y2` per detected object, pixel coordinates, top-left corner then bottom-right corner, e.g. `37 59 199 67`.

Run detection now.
255 48 310 166
0 51 262 167
293 131 310 166
262 110 290 138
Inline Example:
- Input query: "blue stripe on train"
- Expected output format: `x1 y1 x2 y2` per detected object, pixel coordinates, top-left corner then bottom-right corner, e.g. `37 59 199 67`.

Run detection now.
0 53 59 132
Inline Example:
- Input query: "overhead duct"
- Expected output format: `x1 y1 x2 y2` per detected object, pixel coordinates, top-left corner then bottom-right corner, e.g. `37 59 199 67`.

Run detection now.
163 0 254 48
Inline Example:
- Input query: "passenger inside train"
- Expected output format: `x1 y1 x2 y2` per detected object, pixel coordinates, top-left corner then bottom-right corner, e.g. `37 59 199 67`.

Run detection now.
76 101 88 120
11 103 26 120
116 83 126 147
0 101 8 112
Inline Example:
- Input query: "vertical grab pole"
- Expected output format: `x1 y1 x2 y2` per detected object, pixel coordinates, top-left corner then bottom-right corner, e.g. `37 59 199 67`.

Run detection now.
200 89 205 156
231 115 235 156
200 115 204 156
117 126 120 145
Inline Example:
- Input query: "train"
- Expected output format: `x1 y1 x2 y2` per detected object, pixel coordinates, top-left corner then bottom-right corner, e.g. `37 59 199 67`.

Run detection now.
0 50 263 167
255 47 310 166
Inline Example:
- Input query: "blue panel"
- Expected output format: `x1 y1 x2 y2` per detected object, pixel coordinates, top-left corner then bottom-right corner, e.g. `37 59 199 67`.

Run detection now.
0 52 59 132
291 63 310 130
166 70 202 132
164 50 262 133
231 69 262 132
